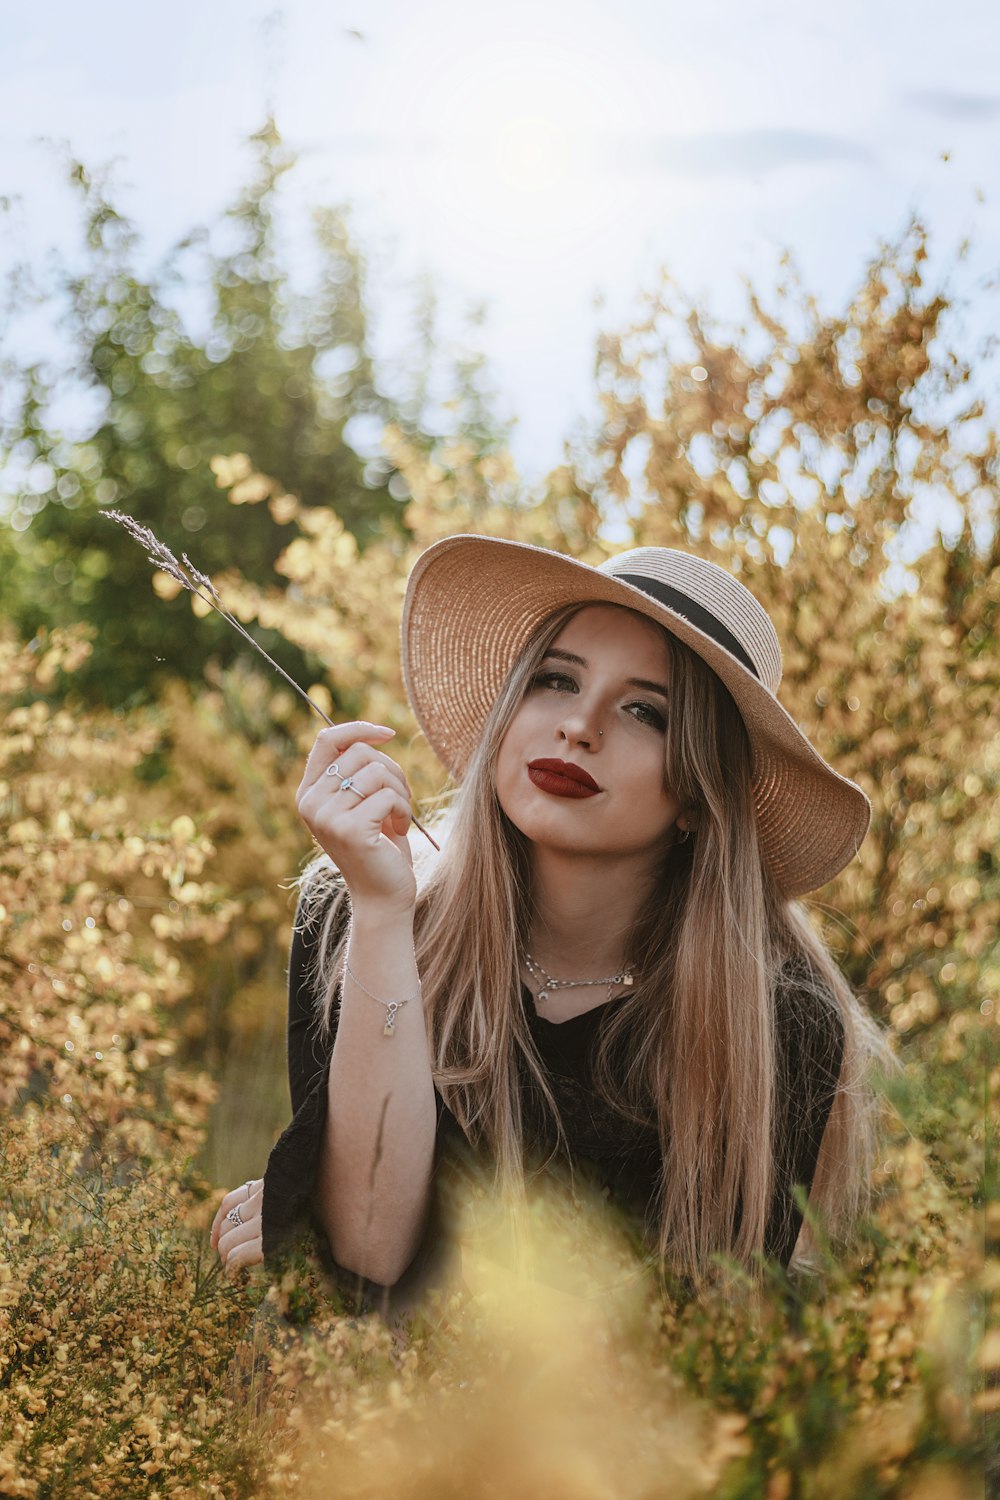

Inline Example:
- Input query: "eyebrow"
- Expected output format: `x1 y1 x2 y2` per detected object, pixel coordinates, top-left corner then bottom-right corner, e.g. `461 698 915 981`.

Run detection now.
542 648 670 700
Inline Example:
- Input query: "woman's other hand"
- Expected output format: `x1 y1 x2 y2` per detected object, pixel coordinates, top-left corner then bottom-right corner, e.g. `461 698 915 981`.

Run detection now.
295 722 417 915
211 1178 264 1272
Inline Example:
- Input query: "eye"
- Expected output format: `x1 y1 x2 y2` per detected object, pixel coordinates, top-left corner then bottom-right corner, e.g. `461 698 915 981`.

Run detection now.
625 700 667 731
530 670 578 693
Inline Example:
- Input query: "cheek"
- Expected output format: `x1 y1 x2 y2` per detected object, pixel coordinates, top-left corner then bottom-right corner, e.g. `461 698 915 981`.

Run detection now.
623 750 676 824
494 715 525 801
496 699 535 761
493 698 550 816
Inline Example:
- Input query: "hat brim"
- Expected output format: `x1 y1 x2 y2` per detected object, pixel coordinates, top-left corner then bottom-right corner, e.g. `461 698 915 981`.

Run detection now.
402 535 870 897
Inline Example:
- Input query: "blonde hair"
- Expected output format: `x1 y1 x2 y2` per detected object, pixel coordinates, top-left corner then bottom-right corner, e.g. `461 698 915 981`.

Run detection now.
298 604 889 1277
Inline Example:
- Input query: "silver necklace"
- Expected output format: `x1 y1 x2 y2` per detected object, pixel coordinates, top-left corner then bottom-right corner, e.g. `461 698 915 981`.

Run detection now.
523 950 636 1005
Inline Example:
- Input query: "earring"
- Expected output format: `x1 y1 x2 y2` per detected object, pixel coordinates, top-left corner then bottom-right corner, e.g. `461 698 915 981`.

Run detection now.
676 824 692 844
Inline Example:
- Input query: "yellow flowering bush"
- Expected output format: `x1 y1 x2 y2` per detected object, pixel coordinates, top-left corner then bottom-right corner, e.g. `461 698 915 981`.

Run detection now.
0 629 272 1497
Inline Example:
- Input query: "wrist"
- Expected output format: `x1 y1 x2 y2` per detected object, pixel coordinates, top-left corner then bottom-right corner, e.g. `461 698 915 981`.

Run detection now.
347 900 416 939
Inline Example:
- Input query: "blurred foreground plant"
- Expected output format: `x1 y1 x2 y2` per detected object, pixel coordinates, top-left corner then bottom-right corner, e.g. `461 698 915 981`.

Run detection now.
215 1133 985 1500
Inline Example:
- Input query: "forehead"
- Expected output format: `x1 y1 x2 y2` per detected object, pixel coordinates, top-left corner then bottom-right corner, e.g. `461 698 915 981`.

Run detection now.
548 604 671 671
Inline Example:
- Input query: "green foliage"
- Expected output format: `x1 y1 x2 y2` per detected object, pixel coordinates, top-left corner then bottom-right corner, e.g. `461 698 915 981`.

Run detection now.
1 124 402 703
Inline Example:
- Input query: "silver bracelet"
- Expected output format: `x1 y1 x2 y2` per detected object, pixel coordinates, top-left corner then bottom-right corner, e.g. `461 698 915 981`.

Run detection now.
343 959 421 1038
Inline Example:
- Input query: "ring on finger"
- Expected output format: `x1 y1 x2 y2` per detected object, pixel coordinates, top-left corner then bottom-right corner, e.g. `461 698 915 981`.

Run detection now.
324 761 343 781
243 1180 254 1202
338 775 366 801
227 1205 244 1228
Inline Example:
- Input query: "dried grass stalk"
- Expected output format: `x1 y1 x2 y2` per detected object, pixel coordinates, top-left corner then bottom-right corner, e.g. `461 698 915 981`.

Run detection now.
104 509 439 850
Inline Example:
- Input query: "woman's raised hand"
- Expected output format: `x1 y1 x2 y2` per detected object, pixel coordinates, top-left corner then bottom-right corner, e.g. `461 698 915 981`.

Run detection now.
211 1178 264 1272
295 723 417 915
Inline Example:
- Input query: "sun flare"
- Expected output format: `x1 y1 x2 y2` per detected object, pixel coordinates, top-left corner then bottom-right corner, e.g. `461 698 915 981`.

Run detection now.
493 114 575 196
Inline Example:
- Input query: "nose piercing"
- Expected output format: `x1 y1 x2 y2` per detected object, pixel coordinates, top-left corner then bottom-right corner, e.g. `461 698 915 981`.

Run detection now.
598 730 603 737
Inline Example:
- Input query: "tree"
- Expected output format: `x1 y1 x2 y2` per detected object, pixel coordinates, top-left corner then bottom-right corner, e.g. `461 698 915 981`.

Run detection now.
1 123 403 702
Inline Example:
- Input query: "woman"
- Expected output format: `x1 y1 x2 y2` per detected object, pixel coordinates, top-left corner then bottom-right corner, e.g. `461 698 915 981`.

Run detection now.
212 536 887 1308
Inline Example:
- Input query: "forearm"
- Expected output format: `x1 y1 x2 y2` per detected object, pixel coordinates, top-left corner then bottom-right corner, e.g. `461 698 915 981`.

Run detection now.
316 904 437 1285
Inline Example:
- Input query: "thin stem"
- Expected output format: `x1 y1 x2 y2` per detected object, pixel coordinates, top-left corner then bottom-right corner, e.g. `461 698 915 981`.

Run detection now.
102 510 439 851
197 594 336 727
193 595 439 848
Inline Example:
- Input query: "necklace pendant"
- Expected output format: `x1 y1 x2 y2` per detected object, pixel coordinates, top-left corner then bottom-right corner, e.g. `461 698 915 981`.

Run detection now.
538 989 549 1004
623 974 633 986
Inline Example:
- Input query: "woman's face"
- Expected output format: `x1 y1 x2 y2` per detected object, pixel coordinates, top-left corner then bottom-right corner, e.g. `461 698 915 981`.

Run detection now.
495 604 684 862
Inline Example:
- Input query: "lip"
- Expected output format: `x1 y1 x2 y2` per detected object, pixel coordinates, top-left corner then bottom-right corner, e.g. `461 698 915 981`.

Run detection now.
527 759 601 797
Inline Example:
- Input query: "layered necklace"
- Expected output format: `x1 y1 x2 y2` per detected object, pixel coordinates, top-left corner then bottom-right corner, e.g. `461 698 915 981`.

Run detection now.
522 950 636 1005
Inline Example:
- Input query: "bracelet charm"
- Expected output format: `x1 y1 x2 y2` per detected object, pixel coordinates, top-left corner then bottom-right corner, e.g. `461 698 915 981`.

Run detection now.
344 956 420 1039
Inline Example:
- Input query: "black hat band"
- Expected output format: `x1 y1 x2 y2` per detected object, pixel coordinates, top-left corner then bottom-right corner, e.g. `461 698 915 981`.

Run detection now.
616 573 761 681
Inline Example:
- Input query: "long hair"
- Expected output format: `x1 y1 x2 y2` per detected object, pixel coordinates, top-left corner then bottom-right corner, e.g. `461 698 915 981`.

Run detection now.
298 603 888 1276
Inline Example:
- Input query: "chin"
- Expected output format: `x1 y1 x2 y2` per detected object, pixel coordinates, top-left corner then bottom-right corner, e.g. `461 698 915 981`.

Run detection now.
500 799 574 847
500 802 611 858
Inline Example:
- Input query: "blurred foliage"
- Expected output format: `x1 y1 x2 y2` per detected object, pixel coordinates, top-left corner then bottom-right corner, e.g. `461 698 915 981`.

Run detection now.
0 628 270 1496
251 1138 987 1500
0 185 996 1496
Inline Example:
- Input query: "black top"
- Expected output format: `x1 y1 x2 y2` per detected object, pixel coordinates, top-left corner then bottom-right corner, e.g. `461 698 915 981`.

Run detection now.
262 891 844 1310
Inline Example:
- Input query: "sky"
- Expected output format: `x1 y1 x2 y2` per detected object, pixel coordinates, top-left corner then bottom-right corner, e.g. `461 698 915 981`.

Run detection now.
2 0 999 486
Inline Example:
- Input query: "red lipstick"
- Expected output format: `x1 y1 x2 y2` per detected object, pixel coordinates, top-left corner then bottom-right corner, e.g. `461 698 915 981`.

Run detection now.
527 759 601 799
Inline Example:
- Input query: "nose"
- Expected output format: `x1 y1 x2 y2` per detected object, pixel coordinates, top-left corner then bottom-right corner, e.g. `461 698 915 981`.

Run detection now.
556 702 602 750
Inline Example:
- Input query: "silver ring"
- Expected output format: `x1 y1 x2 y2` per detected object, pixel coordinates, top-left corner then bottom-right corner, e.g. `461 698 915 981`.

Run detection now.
338 775 365 800
324 761 343 780
227 1204 244 1228
243 1180 254 1202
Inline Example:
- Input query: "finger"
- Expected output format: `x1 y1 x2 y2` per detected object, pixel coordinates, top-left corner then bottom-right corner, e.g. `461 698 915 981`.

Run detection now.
212 1204 250 1250
299 723 395 799
210 1180 261 1242
312 743 412 805
225 1237 264 1273
220 1234 263 1272
382 791 417 841
310 765 407 830
210 1181 263 1246
388 804 413 838
227 1190 263 1228
211 1194 235 1246
353 786 413 843
218 1215 263 1265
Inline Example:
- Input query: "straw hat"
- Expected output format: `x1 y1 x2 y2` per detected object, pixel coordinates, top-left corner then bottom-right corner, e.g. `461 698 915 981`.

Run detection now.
401 535 870 897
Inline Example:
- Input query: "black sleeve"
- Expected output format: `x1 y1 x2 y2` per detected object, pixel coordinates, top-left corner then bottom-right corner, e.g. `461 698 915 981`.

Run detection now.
287 893 345 1115
764 982 846 1268
260 887 348 1261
